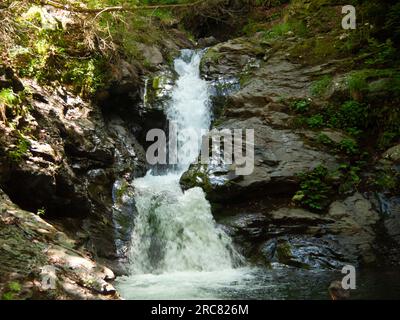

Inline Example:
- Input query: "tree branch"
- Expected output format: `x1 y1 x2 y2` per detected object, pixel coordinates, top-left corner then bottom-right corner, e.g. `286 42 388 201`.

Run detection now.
35 0 207 14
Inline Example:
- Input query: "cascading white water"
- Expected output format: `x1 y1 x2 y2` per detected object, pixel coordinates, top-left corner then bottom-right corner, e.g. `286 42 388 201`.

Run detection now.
116 50 245 299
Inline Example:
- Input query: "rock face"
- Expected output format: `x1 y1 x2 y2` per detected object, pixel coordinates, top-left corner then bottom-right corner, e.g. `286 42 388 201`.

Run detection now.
181 36 350 203
0 67 149 269
219 193 380 269
0 189 118 300
181 117 338 203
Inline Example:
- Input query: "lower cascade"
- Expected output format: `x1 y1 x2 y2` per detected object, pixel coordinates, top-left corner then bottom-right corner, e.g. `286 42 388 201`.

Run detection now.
116 50 244 299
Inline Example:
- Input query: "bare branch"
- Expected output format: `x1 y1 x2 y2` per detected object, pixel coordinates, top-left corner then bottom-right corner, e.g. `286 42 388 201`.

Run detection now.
35 0 207 15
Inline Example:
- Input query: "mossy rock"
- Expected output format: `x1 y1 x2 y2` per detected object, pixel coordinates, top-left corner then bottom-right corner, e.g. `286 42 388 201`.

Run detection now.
180 164 212 194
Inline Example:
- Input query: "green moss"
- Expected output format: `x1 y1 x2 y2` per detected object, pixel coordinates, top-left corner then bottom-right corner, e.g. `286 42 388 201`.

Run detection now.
290 99 310 113
307 114 324 128
115 182 129 201
373 165 399 193
8 134 31 163
0 88 18 106
347 73 369 96
316 133 333 146
1 281 22 300
276 241 292 261
311 75 332 96
201 49 222 69
180 164 212 193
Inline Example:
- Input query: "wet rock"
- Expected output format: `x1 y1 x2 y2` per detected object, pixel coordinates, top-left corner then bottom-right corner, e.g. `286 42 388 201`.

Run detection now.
269 207 334 225
181 117 338 203
218 213 267 256
220 213 267 238
261 236 348 269
217 194 380 269
260 239 277 262
376 194 400 246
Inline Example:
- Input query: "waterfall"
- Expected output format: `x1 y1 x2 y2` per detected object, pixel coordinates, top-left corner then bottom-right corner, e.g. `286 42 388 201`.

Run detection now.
116 50 243 299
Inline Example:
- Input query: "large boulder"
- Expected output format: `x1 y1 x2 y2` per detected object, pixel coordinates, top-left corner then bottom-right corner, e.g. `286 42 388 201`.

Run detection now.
217 193 380 269
0 189 118 299
181 117 338 202
0 77 147 266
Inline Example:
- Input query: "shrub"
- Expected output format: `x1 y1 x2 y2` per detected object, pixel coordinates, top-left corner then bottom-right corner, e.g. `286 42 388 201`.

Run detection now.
293 165 334 212
365 38 396 66
329 100 369 133
307 114 324 128
291 99 310 113
338 138 358 155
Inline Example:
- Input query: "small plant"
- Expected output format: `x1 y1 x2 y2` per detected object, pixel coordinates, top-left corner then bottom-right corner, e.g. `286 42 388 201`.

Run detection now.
365 38 396 66
1 281 21 300
340 100 368 129
338 138 358 155
337 164 362 194
291 99 310 113
8 134 31 162
347 72 368 98
293 165 334 212
373 166 399 193
316 133 333 146
311 75 332 96
307 114 324 128
0 88 18 106
37 207 46 216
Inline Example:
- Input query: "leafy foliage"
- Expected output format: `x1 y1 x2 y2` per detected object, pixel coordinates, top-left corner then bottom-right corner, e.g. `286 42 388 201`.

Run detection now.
290 99 310 113
8 134 31 162
293 161 365 212
1 281 21 300
307 114 324 128
293 165 333 212
311 75 332 96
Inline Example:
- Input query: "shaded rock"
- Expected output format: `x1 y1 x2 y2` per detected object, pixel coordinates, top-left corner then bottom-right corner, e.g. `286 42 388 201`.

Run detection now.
137 44 164 66
376 194 400 246
0 189 118 300
197 36 218 48
327 193 380 265
383 144 400 163
217 194 380 269
0 77 147 264
218 213 267 256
